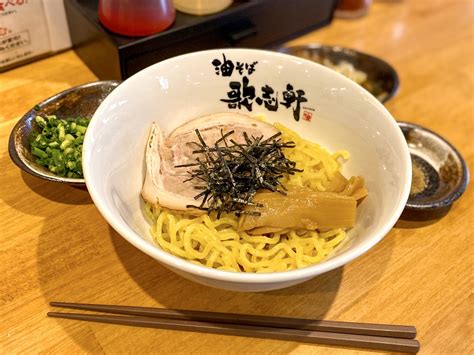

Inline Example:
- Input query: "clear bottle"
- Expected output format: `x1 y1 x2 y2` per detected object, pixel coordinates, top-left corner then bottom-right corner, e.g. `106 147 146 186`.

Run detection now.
98 0 176 37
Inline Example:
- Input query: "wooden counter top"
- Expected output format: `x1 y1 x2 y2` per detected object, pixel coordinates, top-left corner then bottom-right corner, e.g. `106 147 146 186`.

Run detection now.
1 1 472 353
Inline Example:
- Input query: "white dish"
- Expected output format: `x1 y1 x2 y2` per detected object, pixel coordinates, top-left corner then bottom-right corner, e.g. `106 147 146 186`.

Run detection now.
83 49 411 292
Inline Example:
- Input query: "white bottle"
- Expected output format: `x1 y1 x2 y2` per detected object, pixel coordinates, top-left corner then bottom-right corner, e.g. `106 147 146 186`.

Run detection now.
173 0 233 16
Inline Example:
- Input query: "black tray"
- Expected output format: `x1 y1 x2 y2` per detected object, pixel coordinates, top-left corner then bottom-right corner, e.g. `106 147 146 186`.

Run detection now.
64 0 338 79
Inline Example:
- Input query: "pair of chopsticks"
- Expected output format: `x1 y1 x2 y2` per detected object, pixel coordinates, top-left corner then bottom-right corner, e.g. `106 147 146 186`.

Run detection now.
48 302 420 353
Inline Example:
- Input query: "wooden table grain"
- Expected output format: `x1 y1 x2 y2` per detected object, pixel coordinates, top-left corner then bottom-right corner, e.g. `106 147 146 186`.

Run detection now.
1 1 473 353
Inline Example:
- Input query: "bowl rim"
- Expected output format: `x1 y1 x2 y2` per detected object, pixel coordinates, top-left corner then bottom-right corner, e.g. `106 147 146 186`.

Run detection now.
275 43 400 103
8 80 121 185
84 48 412 283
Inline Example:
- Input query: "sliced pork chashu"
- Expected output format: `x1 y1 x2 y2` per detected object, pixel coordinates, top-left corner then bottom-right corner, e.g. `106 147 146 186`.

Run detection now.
141 113 280 212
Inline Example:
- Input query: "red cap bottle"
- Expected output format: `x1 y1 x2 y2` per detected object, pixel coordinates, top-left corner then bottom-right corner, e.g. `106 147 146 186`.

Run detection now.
99 0 175 37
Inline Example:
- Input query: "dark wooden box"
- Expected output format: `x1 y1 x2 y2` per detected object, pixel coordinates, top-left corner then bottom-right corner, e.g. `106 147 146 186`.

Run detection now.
64 0 337 80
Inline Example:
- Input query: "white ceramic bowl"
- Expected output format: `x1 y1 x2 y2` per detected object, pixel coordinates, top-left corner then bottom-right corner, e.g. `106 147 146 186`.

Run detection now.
83 49 411 292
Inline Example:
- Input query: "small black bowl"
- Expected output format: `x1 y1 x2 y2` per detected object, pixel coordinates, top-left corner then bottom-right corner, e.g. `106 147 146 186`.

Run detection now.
398 121 469 210
276 44 399 103
8 80 121 186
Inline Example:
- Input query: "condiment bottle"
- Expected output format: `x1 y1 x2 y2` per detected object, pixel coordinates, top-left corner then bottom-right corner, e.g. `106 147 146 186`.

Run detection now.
173 0 232 16
335 0 372 19
98 0 175 37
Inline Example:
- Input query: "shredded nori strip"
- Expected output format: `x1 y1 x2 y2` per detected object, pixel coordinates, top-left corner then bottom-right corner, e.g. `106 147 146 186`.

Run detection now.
175 129 302 218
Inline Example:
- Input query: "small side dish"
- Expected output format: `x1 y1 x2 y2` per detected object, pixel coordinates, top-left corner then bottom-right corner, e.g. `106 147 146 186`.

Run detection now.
277 45 399 103
8 80 120 185
398 121 469 210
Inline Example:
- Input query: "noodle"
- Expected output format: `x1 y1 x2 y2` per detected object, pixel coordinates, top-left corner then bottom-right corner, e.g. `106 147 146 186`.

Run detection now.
146 123 350 272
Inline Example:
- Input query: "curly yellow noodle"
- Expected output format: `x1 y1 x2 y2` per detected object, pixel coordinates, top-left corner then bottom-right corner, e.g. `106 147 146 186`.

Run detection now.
146 123 351 272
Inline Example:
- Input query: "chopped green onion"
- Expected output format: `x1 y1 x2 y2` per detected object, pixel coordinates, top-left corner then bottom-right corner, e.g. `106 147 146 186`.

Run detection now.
35 116 47 128
32 147 48 159
29 116 91 178
75 125 87 134
60 139 72 150
58 125 65 141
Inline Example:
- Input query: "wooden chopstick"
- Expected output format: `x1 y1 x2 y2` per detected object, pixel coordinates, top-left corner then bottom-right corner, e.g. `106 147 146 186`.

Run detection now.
47 312 420 353
50 302 416 339
48 302 419 353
